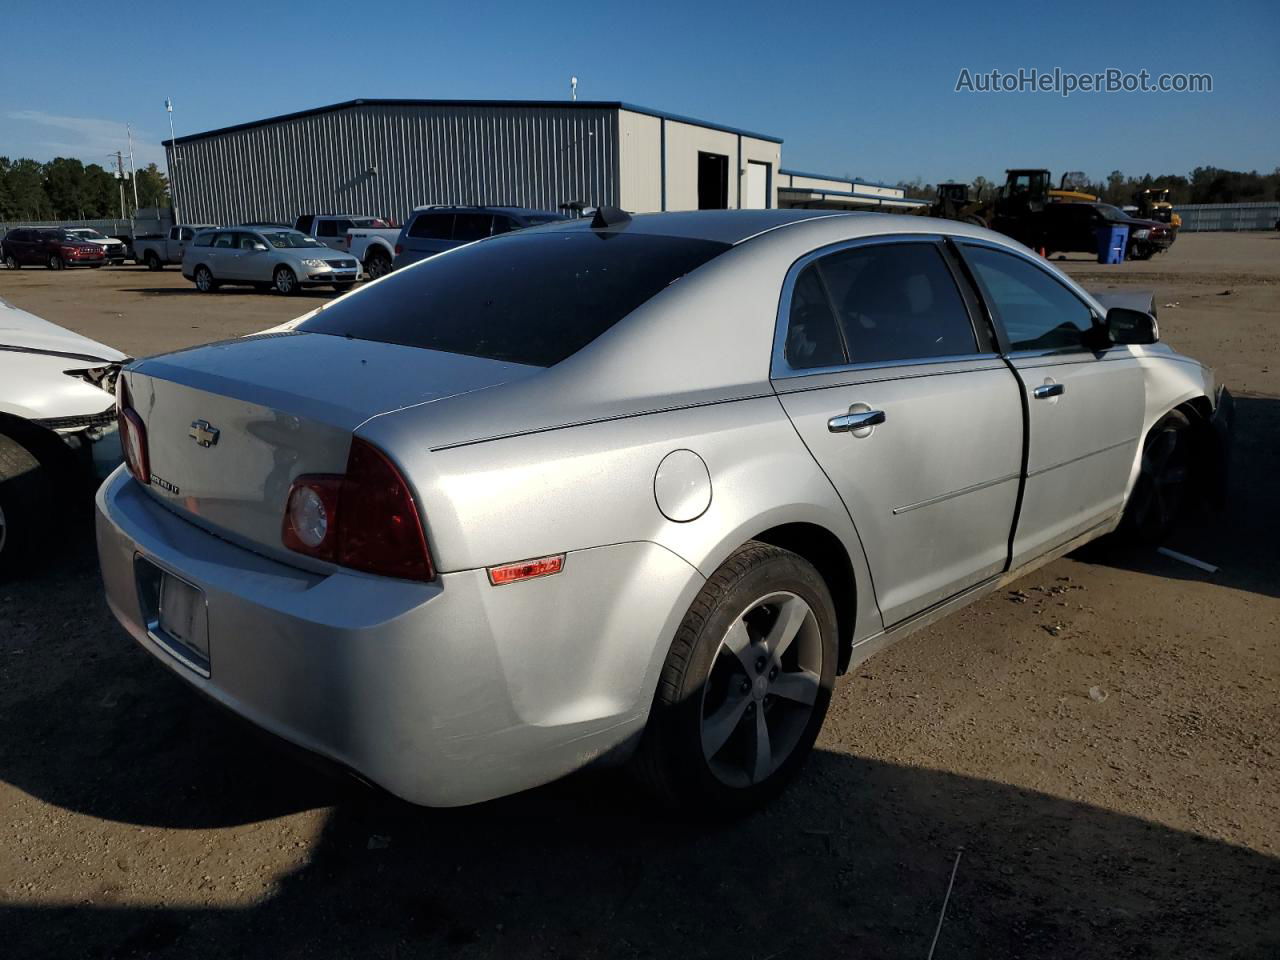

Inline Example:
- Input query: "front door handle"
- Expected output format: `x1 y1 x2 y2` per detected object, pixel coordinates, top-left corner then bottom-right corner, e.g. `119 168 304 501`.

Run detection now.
1033 383 1065 399
828 409 886 434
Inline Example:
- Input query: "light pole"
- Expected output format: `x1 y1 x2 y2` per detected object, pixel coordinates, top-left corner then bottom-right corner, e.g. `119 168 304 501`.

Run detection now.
127 123 140 216
165 98 182 224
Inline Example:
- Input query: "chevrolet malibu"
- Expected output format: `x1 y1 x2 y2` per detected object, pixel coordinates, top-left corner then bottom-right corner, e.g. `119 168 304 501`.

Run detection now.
97 210 1230 809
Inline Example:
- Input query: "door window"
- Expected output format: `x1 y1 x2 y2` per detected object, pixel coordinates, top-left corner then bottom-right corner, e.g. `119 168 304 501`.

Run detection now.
961 245 1094 352
452 213 493 242
784 242 977 369
316 220 338 238
212 233 235 249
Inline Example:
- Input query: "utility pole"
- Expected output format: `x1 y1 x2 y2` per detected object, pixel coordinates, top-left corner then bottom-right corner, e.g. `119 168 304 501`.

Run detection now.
165 98 182 224
127 123 140 215
116 151 126 220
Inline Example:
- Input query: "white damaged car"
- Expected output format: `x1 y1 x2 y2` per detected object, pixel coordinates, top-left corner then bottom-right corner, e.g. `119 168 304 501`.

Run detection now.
0 295 126 575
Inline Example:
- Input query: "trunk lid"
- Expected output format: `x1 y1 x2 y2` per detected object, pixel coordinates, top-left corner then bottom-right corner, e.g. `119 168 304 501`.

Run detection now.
128 331 538 560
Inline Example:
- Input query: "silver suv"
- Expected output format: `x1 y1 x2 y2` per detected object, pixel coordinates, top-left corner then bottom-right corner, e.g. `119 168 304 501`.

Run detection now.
182 227 360 295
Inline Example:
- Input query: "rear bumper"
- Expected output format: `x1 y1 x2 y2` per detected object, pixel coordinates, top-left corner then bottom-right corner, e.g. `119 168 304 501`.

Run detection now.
95 468 702 806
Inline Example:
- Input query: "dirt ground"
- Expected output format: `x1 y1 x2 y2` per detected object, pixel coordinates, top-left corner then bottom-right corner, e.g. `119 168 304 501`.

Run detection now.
0 232 1277 959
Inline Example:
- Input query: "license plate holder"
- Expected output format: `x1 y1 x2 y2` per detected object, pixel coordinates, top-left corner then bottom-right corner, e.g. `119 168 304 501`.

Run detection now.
135 557 210 675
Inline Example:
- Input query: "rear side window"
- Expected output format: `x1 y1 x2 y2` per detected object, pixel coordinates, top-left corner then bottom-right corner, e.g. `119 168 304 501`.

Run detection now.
408 213 452 240
212 233 234 248
784 242 977 369
299 231 731 367
784 264 845 370
961 245 1093 352
193 233 213 247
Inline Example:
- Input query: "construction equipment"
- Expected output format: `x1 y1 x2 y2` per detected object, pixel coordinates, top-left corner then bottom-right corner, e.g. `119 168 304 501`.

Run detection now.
928 182 991 224
1132 188 1182 228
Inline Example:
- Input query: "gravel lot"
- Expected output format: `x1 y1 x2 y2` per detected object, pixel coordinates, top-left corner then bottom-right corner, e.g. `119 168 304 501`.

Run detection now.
1 232 1277 959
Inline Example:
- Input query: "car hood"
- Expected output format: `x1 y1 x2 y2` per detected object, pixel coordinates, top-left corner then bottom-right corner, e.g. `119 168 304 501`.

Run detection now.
0 295 128 363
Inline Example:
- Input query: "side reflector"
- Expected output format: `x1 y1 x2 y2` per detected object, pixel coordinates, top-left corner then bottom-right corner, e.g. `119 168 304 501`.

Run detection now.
487 554 565 586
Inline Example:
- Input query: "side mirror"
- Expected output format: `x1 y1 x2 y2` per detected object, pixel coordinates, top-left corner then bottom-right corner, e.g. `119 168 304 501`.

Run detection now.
1105 306 1159 345
252 243 268 252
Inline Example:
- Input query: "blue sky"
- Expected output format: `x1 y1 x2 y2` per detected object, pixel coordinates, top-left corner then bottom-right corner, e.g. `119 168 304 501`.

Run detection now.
3 0 1275 185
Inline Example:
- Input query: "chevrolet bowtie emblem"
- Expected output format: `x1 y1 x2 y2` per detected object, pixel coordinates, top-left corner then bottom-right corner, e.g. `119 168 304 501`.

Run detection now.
189 420 220 448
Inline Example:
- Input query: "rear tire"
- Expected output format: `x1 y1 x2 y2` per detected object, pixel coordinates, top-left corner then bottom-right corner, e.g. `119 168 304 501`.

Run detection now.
0 433 52 579
364 250 392 280
47 254 64 270
273 266 299 295
1122 410 1192 543
3 254 18 270
632 541 837 812
145 251 162 271
194 265 218 292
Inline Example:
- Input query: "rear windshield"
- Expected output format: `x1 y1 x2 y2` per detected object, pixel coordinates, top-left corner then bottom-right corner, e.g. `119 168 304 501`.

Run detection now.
299 231 730 367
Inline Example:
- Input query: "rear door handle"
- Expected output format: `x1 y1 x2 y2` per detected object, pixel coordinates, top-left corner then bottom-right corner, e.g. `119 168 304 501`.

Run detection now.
828 409 886 433
1033 383 1065 399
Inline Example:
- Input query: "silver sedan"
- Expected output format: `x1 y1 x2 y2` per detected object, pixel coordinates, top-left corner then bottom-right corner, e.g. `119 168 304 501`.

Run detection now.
97 210 1231 809
182 227 360 295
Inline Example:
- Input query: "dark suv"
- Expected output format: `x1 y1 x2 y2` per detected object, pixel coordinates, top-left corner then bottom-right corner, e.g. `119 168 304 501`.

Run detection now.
393 206 566 269
2 228 108 270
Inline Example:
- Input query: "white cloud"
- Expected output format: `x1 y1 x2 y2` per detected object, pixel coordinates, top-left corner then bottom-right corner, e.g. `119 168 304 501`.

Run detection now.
5 110 166 168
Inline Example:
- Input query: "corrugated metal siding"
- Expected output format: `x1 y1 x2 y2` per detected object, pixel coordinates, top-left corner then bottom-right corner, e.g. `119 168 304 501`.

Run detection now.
1172 202 1280 232
167 104 619 225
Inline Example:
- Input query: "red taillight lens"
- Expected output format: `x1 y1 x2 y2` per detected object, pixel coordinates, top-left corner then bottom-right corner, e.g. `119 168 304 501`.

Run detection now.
282 438 434 581
394 244 402 255
115 377 150 484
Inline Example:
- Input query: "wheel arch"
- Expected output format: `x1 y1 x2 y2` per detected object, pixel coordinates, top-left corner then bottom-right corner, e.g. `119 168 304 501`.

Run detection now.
751 521 859 674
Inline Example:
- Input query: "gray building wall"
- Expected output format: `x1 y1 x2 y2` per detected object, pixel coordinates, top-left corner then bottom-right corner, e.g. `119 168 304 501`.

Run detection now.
167 102 619 225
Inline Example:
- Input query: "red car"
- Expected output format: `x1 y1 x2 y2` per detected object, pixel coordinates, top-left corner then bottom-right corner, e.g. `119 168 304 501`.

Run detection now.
2 228 108 270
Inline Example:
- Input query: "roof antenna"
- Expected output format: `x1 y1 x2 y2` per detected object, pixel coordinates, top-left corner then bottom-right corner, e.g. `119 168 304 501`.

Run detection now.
591 205 631 229
570 76 578 101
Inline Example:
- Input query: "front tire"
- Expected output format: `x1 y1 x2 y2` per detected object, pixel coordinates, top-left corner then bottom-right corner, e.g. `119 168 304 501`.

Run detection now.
0 433 52 579
633 541 837 811
193 265 218 292
1122 410 1192 543
273 266 299 295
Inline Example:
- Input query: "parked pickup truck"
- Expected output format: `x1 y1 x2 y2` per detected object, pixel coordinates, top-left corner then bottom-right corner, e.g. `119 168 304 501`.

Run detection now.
293 214 400 279
133 225 215 269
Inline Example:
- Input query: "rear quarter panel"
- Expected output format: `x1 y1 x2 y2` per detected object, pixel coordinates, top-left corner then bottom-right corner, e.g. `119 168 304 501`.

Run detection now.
358 394 883 643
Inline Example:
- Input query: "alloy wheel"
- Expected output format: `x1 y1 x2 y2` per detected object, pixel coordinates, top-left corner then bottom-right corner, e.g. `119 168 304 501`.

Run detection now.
700 591 823 787
275 268 295 294
1130 424 1189 535
195 267 212 292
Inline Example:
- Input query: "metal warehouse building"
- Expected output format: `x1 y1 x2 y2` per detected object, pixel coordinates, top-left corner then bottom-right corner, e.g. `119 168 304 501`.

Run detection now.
164 98 923 225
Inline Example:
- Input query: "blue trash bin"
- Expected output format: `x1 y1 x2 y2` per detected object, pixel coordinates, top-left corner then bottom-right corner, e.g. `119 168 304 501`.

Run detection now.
1096 224 1129 264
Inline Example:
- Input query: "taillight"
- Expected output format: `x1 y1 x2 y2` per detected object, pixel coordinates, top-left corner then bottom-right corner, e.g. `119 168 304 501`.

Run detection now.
394 244 402 255
282 437 434 581
115 377 150 484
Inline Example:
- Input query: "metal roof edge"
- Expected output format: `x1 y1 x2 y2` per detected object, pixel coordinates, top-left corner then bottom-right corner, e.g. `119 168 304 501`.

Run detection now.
164 98 783 146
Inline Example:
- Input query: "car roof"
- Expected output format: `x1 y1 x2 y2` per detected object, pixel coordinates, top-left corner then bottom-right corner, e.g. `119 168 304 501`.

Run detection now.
531 210 900 245
408 205 563 218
